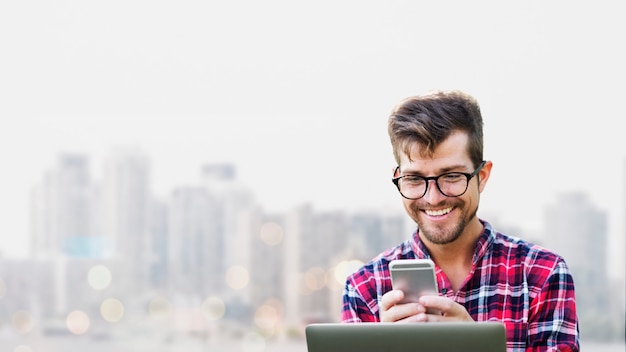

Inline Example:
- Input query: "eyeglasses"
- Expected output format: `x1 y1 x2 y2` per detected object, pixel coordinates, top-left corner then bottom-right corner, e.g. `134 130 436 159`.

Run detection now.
392 161 486 200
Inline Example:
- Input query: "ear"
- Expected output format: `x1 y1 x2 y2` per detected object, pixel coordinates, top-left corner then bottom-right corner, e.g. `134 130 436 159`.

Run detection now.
478 160 493 193
392 165 400 178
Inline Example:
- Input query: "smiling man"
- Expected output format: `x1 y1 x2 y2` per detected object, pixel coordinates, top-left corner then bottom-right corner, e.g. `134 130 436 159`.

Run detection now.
341 90 580 351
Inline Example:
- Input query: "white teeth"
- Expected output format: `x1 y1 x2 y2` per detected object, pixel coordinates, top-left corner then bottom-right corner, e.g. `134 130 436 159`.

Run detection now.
425 207 453 216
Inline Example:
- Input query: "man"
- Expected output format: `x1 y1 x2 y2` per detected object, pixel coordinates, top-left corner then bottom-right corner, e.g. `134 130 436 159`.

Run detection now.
341 90 579 351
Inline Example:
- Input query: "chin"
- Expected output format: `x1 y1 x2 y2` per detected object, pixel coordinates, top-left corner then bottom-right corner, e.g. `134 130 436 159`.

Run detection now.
417 222 463 245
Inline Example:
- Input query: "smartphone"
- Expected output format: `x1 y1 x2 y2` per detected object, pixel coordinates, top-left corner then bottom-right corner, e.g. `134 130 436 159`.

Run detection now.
389 259 440 314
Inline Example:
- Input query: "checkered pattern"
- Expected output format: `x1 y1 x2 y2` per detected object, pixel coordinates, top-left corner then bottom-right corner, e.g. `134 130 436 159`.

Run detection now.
341 220 579 352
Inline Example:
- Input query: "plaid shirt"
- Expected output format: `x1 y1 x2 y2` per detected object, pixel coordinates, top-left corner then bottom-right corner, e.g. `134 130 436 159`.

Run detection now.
341 220 579 352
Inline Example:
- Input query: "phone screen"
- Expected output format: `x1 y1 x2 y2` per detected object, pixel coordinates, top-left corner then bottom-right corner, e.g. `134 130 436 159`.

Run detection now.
389 259 440 314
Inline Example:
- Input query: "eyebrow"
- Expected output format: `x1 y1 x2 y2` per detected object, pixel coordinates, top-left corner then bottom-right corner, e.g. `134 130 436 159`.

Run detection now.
401 164 470 176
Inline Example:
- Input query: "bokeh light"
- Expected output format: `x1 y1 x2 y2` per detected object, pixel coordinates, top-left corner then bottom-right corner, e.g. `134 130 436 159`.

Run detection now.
254 304 280 336
148 296 172 320
259 221 283 246
226 265 249 290
87 265 112 290
100 298 124 323
263 298 283 315
66 310 90 335
303 267 326 291
11 310 34 334
200 296 226 321
333 259 364 285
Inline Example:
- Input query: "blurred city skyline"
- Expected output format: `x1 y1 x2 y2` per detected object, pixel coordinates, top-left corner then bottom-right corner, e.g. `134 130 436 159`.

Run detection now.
5 147 624 283
1 147 622 351
2 1 625 281
0 146 626 279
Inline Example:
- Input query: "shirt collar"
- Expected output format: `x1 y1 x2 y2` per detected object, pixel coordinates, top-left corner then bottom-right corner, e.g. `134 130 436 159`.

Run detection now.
472 220 495 264
409 219 495 264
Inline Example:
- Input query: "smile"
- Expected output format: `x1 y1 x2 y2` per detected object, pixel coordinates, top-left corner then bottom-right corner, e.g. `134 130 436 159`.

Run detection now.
424 207 453 216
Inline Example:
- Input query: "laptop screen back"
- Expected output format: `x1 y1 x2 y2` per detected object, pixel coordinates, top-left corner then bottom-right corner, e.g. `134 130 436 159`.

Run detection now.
305 322 507 352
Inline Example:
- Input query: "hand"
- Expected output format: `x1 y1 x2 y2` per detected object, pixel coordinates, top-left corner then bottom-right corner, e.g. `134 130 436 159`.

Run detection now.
380 289 428 322
380 290 474 323
416 295 474 322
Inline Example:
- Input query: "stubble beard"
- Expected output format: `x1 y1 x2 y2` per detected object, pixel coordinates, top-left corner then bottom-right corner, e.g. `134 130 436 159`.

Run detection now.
411 200 479 245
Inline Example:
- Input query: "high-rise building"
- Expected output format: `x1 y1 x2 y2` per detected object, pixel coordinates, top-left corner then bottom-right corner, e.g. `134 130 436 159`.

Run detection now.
167 187 222 297
294 205 349 323
147 199 169 289
542 192 610 323
100 148 151 257
282 205 304 331
201 163 258 307
99 148 152 292
248 212 285 333
30 154 95 258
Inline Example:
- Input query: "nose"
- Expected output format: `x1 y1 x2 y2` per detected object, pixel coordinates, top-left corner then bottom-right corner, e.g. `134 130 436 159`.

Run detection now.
422 179 447 204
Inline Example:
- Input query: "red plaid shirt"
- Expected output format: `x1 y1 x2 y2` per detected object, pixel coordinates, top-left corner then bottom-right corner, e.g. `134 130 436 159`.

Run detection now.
341 220 579 352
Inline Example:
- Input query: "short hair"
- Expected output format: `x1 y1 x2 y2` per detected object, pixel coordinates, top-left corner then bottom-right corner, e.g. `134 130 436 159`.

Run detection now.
388 90 484 167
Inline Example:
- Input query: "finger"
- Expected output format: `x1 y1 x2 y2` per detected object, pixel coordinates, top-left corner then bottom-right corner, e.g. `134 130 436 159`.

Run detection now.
380 290 404 311
381 290 431 322
420 313 439 322
380 290 404 323
399 312 428 323
383 304 426 322
418 295 453 314
419 295 474 322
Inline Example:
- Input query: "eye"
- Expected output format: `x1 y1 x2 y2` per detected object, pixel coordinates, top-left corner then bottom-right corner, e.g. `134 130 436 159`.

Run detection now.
440 173 465 182
402 176 425 185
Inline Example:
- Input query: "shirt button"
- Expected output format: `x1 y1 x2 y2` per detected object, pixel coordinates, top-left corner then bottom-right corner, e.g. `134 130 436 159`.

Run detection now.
441 288 447 294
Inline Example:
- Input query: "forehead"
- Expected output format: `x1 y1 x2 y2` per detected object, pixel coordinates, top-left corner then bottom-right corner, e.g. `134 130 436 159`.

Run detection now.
399 132 471 170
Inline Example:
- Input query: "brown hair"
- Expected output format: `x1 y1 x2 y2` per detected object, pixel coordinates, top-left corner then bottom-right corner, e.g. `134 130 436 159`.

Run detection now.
388 90 484 167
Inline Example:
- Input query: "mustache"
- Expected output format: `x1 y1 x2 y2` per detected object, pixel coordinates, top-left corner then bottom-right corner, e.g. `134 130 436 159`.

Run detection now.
410 201 457 211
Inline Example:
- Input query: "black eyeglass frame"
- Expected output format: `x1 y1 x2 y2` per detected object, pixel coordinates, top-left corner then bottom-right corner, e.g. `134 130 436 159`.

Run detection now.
392 160 486 200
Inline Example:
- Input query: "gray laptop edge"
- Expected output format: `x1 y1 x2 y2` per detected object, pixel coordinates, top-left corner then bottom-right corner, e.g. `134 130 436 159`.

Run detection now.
305 322 507 352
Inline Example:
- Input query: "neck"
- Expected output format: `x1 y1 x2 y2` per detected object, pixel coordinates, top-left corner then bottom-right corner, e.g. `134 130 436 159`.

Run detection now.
423 218 484 271
428 239 474 267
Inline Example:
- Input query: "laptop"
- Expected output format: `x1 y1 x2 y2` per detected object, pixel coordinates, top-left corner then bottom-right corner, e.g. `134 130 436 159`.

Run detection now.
305 322 507 352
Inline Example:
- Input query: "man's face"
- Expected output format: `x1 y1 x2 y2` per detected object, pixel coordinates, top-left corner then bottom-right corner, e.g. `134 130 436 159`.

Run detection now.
397 131 489 245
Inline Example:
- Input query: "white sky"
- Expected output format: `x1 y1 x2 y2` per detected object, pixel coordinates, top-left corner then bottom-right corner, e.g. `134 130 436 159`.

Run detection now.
1 1 624 278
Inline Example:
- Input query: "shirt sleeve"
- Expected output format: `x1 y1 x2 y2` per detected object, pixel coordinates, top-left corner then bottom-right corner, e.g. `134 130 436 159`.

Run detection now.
341 274 380 323
526 258 580 352
341 280 364 322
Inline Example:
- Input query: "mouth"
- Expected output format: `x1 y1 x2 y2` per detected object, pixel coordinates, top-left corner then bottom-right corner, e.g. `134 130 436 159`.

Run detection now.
424 206 453 217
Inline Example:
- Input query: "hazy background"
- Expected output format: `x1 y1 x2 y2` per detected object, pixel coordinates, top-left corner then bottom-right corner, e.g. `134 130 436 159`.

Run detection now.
1 0 625 281
1 2 625 351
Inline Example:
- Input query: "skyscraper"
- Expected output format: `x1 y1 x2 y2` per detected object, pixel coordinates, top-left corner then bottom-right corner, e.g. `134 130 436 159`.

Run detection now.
167 187 222 296
201 162 257 306
30 154 94 258
99 147 152 291
543 192 610 325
